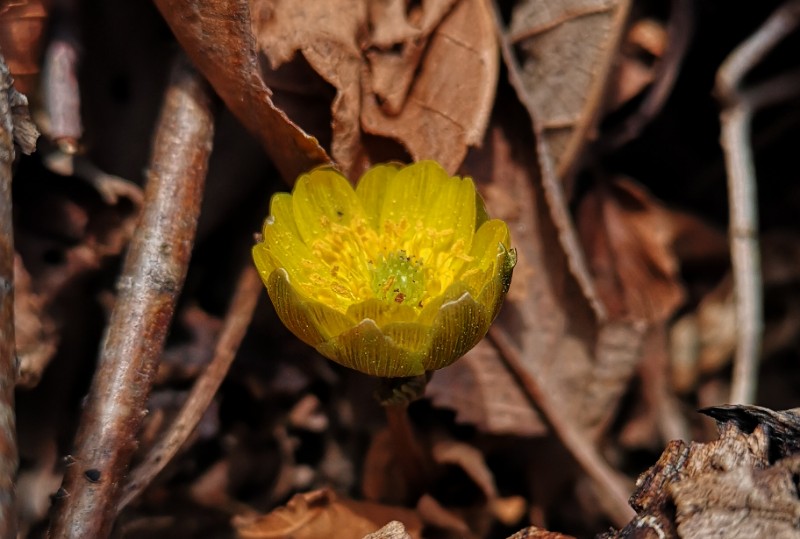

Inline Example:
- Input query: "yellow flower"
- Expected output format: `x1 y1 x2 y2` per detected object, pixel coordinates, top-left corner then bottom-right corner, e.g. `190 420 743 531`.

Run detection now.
252 161 516 378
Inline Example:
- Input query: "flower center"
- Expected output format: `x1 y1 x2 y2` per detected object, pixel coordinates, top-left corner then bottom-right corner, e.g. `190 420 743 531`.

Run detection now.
370 250 425 307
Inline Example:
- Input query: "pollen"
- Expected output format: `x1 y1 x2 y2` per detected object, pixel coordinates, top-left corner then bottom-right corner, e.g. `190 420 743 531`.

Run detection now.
370 250 425 307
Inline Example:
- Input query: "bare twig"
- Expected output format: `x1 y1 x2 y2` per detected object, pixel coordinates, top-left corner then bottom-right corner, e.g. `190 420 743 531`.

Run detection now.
0 127 16 539
489 327 636 527
41 2 82 153
492 0 608 322
714 0 800 405
117 265 261 512
0 53 38 539
48 55 214 538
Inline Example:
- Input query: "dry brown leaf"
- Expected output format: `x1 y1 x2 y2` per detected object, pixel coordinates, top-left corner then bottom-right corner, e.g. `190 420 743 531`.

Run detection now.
506 527 577 539
366 0 457 114
13 255 57 388
576 178 685 322
248 0 495 176
251 0 366 176
14 174 143 387
0 0 48 95
362 0 498 174
416 494 475 538
606 19 665 110
233 488 422 539
427 340 546 437
453 108 643 436
431 439 497 502
361 520 411 539
154 0 331 182
503 0 631 184
602 405 800 539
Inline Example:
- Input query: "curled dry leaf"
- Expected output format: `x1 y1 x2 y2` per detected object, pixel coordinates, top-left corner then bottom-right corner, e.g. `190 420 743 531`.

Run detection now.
505 526 577 539
576 177 686 323
251 0 497 176
606 18 665 112
362 0 498 174
366 0 458 113
154 0 331 182
361 520 411 539
503 0 631 184
438 107 643 438
427 339 546 437
13 255 57 388
601 405 800 539
0 0 48 96
233 488 422 539
14 174 143 387
251 0 365 175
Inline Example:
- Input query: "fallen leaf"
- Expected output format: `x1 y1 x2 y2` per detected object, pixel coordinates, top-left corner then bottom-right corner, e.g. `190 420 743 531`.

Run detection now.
251 0 366 176
361 520 411 539
456 102 643 436
14 255 58 388
233 488 422 539
576 177 686 322
506 527 577 539
366 0 458 113
0 0 48 95
503 0 631 184
362 0 498 174
427 339 545 437
154 0 331 182
601 405 800 539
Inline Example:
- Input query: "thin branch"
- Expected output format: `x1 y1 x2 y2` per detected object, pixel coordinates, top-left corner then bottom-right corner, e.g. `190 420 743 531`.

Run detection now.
48 54 215 538
492 0 608 322
0 53 38 539
41 2 82 154
489 327 635 528
714 0 800 405
117 264 261 512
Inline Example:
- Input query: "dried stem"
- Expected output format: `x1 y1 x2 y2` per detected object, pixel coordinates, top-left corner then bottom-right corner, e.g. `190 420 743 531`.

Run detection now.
492 0 607 322
42 2 82 153
48 55 214 538
117 265 262 512
384 403 431 499
714 0 800 405
489 326 635 527
0 57 23 539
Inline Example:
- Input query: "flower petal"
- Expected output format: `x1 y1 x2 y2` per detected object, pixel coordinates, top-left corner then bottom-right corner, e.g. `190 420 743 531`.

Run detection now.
346 298 418 326
379 161 477 251
355 163 401 230
381 322 432 355
457 219 512 293
477 242 516 322
423 289 490 372
255 193 326 293
316 319 427 377
475 190 489 230
266 268 355 348
292 167 367 245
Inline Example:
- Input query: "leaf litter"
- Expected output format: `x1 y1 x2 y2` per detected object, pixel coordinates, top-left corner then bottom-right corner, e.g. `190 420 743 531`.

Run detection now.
4 0 800 537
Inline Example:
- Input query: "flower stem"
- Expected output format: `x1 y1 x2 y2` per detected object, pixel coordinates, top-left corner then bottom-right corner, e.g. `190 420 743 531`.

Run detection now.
377 373 433 498
384 402 431 498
